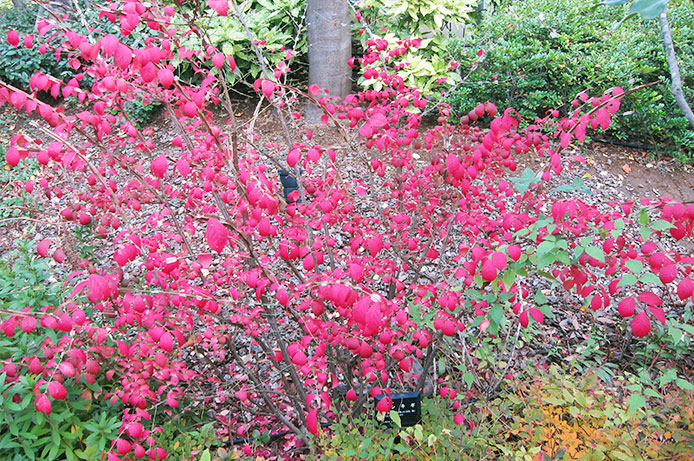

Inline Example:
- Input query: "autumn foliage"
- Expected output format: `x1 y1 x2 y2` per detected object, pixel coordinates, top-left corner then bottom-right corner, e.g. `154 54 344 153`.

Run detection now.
1 0 693 459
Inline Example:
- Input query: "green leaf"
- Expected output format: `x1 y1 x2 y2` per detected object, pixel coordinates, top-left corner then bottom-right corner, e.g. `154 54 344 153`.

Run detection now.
660 368 678 387
629 0 669 20
644 388 661 398
464 372 475 388
585 246 605 262
511 168 540 195
639 272 662 286
617 274 637 287
627 394 646 413
675 378 694 391
625 260 643 274
640 227 652 241
650 219 675 231
488 304 504 326
389 410 402 427
668 326 682 344
502 269 516 291
638 209 649 226
534 290 546 305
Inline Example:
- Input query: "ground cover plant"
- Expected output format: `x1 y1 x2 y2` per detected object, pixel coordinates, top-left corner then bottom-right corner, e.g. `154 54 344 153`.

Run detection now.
0 0 693 459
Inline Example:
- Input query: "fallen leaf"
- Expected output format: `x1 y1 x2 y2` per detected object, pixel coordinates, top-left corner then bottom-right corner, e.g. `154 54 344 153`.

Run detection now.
622 164 631 173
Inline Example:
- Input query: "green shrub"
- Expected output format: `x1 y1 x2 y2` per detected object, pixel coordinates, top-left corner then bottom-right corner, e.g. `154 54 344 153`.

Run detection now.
177 0 308 86
0 241 123 461
0 5 74 91
445 0 694 155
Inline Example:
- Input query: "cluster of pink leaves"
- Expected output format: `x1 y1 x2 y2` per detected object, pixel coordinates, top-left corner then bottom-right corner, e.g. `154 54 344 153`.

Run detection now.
1 0 694 458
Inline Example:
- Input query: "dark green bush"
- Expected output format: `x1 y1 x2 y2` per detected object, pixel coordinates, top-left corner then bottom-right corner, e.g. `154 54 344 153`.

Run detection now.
445 0 694 155
0 5 74 91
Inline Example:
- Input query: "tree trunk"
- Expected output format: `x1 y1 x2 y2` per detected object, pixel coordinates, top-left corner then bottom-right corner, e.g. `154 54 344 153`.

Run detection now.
305 0 352 124
659 9 694 131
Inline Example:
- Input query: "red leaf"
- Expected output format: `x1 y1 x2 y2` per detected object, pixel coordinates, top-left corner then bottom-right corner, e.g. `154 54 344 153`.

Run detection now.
618 297 635 317
116 439 132 455
648 306 666 325
20 316 37 333
36 239 51 257
306 409 319 435
519 310 529 328
631 311 651 337
376 396 392 413
7 30 19 47
48 381 67 400
659 263 677 284
637 291 662 306
35 394 51 414
677 278 694 300
261 80 275 99
529 308 544 325
5 147 20 167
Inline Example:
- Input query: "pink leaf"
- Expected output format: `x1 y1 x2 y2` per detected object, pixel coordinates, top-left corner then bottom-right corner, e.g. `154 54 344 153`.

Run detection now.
114 44 132 69
560 132 572 149
369 112 387 128
480 259 497 282
5 147 20 167
208 0 229 16
308 84 321 97
150 154 168 178
160 331 174 352
287 148 300 167
205 218 228 253
261 80 275 99
158 68 174 88
491 251 507 271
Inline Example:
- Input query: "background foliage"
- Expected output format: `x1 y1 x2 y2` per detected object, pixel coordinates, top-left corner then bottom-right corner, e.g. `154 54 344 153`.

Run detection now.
444 0 694 155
